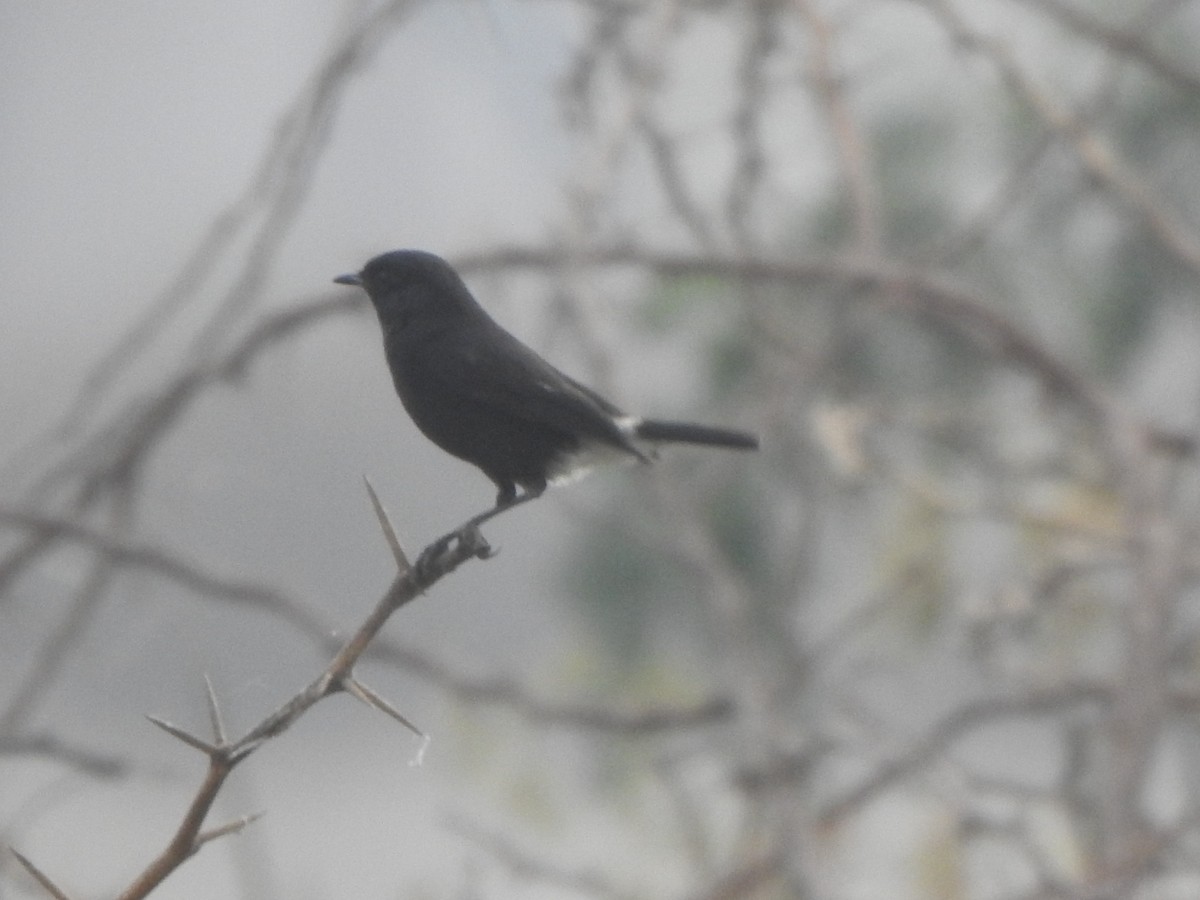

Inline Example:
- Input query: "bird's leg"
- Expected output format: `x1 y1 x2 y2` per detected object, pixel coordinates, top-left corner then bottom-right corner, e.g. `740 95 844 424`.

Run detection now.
459 485 543 537
418 485 545 573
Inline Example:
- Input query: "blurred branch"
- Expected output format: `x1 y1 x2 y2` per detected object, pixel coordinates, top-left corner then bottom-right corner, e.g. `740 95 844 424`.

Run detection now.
448 815 641 900
1098 413 1178 869
926 0 1140 267
0 2 420 693
452 815 784 900
0 508 332 638
0 294 359 606
0 734 128 779
817 681 1108 825
683 852 785 900
919 0 1200 278
387 642 735 733
725 0 775 247
455 245 1126 427
56 294 359 507
798 0 882 252
635 115 720 250
9 850 71 900
0 557 118 735
561 0 679 238
1013 0 1200 95
46 0 423 438
0 490 138 738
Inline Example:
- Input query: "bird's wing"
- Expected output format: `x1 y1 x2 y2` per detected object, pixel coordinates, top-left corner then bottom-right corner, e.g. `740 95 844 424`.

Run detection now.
416 322 636 449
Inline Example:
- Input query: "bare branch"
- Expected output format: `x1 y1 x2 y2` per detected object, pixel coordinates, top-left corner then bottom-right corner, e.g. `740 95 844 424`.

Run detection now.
116 753 233 900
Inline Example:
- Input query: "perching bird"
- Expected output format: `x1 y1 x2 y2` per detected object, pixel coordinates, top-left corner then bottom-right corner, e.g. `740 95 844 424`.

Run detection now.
334 250 758 513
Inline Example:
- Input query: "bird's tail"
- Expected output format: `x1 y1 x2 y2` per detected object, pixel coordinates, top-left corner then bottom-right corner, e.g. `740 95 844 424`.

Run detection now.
634 419 759 450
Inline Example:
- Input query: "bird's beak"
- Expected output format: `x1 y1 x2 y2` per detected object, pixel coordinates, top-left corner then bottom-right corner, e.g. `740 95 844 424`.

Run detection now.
333 272 362 286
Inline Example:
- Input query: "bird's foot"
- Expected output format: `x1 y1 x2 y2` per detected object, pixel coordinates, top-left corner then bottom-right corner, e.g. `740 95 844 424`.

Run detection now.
414 490 543 579
455 524 495 560
415 525 494 581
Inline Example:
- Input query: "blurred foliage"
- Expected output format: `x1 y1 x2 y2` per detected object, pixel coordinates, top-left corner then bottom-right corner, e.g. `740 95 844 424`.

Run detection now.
557 0 1200 712
565 505 678 663
877 490 954 641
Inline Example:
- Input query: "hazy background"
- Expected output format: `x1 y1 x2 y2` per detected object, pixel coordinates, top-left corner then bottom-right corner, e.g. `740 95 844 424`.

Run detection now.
4 1 1200 898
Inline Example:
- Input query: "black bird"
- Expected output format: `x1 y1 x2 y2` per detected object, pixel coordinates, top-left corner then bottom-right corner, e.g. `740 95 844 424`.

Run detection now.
335 250 758 513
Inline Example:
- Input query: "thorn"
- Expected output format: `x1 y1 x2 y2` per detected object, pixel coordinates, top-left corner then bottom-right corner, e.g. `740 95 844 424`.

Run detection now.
203 673 226 745
196 811 265 846
342 675 372 708
145 715 218 755
9 848 73 900
364 475 411 572
343 676 425 739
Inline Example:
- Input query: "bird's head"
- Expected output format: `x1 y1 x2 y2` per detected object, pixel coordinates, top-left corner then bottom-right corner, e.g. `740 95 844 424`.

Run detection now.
334 249 481 331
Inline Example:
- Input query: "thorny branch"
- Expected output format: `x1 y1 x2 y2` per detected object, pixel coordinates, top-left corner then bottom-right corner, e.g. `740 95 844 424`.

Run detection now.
10 500 500 899
0 504 731 746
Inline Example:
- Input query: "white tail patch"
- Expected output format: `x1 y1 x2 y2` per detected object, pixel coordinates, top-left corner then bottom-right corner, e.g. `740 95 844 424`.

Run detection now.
546 437 644 486
546 416 651 487
614 415 640 436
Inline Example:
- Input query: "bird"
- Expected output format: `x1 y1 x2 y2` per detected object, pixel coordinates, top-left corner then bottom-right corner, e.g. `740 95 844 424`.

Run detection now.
334 250 758 515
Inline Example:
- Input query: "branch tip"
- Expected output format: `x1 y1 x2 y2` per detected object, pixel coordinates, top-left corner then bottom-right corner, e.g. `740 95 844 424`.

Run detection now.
409 732 432 768
344 676 424 738
196 811 265 846
203 673 227 744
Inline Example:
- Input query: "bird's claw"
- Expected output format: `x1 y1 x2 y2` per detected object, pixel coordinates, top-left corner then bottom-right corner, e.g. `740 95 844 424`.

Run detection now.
415 525 494 580
457 525 494 559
